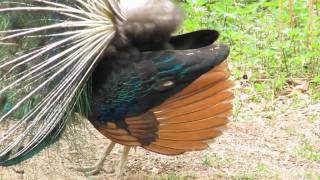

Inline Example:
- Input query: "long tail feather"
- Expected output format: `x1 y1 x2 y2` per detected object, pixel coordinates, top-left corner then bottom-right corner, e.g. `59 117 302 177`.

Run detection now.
0 0 122 163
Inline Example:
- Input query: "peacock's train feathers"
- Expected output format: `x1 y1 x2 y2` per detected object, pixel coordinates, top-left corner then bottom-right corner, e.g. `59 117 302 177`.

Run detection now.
0 0 182 164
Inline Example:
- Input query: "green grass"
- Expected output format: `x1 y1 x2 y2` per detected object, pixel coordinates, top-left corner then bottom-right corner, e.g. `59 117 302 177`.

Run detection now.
161 173 197 180
233 173 255 180
298 141 320 162
167 173 180 180
180 0 320 101
304 171 320 180
308 114 318 123
201 154 232 168
201 156 213 167
231 163 280 180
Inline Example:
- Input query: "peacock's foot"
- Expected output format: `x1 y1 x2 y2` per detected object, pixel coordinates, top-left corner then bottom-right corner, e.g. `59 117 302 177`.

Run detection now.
115 145 131 178
71 142 116 176
69 142 131 177
74 164 114 176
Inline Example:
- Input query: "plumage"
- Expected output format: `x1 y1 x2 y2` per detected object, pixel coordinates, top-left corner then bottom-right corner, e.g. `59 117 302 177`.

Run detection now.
0 0 233 177
83 30 233 175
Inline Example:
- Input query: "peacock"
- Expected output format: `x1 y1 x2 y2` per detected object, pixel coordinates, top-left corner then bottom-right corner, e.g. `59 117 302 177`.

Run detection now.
0 0 233 177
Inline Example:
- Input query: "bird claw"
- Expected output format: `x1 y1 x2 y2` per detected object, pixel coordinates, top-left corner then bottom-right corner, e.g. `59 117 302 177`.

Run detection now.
72 165 114 176
70 142 116 176
68 143 129 177
78 167 102 176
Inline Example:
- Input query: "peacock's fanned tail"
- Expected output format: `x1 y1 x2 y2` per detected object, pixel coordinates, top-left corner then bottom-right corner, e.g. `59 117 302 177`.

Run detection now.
0 0 123 164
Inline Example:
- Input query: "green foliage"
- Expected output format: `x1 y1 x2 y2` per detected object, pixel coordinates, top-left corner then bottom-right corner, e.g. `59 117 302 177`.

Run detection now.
304 171 320 180
163 173 180 180
201 156 213 167
180 0 320 100
313 75 320 85
298 141 320 162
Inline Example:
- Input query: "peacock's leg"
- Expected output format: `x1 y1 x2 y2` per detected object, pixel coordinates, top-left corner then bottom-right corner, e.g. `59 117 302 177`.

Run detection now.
116 145 131 178
76 142 116 175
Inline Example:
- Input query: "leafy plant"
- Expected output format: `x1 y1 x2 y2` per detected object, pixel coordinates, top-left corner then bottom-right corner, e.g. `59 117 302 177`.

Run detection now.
180 0 320 101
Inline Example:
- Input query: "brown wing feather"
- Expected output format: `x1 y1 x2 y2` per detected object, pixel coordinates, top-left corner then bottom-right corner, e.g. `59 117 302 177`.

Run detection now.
157 102 232 124
159 117 228 132
92 62 233 155
168 71 230 100
96 123 142 146
144 62 233 154
154 80 233 110
143 144 185 155
163 62 230 102
152 139 208 150
156 91 234 117
159 129 222 141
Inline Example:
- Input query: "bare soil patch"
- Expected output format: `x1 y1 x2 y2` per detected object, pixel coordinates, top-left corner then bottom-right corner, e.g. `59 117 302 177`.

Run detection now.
1 83 319 180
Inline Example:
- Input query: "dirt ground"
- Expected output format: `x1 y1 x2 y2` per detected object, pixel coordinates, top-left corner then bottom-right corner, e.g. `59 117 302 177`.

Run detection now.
0 82 319 180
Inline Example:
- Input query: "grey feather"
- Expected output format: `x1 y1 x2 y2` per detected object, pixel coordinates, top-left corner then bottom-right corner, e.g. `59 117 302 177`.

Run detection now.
110 0 182 52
